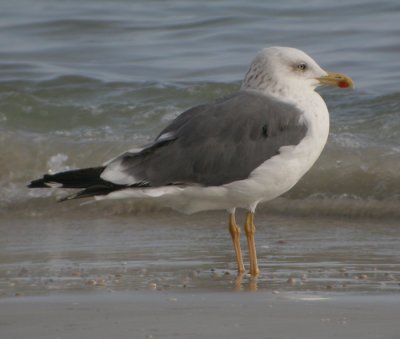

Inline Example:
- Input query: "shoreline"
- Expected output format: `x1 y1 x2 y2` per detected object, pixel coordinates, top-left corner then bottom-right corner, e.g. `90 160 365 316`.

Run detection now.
1 212 399 297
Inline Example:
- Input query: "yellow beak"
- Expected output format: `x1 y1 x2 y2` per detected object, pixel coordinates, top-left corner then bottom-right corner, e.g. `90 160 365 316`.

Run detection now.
317 72 354 89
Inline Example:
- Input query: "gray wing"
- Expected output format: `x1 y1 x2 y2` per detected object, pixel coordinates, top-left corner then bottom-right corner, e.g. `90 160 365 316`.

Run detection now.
102 91 308 187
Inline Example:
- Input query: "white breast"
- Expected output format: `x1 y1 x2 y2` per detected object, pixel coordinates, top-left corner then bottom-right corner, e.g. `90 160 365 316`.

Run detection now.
224 92 330 211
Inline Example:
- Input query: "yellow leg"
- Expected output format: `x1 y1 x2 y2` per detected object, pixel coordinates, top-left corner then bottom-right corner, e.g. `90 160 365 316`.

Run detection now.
228 213 245 274
244 212 260 276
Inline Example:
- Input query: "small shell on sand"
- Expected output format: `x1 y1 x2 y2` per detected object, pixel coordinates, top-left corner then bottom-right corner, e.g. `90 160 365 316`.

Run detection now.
86 279 97 286
356 274 368 280
287 277 296 285
96 279 106 286
147 282 157 290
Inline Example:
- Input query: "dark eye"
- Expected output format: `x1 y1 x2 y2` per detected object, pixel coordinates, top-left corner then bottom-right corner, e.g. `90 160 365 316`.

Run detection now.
297 63 307 71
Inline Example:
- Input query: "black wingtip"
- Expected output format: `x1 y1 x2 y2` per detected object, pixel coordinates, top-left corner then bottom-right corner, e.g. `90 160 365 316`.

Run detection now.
27 167 107 189
27 167 124 202
27 178 50 188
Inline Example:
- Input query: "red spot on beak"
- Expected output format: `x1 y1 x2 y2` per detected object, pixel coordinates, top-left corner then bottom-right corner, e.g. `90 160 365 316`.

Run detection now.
338 81 349 88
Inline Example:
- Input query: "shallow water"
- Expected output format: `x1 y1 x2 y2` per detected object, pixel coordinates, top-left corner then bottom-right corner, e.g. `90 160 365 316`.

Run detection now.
0 0 399 297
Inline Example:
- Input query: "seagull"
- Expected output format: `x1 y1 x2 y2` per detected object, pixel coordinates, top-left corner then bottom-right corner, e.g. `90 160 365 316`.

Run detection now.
28 46 353 276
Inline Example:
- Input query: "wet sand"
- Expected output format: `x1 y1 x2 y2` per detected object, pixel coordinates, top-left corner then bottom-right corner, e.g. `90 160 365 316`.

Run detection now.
1 202 399 337
1 202 399 295
1 291 400 339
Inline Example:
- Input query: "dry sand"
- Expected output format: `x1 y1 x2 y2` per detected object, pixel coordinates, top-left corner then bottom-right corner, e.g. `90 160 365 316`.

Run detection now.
1 291 400 339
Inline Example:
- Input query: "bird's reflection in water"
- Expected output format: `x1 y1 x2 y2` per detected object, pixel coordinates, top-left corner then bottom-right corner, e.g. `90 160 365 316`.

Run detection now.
233 274 258 292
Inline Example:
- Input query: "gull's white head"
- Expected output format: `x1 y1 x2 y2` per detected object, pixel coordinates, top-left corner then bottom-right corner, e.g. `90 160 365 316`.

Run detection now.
241 46 353 100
